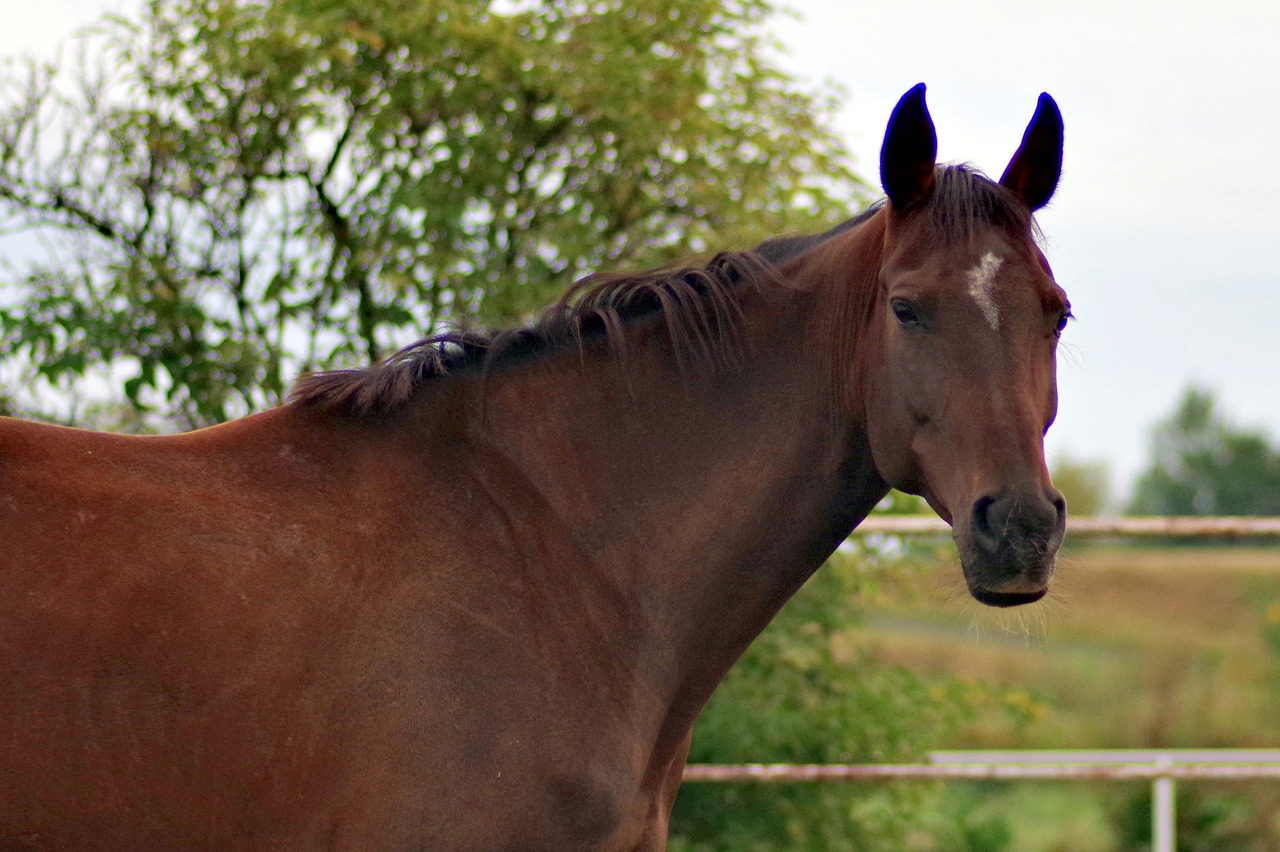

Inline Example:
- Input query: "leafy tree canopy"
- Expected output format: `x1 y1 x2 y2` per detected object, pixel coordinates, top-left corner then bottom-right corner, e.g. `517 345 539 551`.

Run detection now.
0 0 865 428
1051 455 1111 517
1128 387 1280 516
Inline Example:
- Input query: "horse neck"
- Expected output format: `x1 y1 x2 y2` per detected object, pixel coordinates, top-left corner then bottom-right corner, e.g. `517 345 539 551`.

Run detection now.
413 223 889 713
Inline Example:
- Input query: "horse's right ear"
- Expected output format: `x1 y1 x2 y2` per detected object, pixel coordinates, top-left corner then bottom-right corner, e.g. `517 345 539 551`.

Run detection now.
880 83 938 212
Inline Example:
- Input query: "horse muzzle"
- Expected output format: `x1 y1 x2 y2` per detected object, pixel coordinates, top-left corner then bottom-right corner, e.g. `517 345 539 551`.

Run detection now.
955 486 1066 607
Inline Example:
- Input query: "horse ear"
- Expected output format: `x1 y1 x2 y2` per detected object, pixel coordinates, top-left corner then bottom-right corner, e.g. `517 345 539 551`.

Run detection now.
880 83 938 211
999 93 1063 211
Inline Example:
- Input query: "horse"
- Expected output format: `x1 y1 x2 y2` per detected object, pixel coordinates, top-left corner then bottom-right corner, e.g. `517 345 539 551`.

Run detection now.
0 84 1068 850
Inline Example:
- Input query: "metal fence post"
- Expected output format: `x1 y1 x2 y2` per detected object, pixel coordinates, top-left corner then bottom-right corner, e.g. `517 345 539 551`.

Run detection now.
1152 756 1175 852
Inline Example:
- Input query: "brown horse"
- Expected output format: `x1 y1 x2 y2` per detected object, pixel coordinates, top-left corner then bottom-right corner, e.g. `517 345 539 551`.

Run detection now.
0 84 1068 850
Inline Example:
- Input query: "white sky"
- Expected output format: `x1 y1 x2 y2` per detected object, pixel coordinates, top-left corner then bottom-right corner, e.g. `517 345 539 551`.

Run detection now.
7 1 1280 504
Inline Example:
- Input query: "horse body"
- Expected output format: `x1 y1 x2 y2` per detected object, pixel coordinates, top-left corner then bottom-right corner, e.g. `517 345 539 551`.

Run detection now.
0 85 1068 849
1 302 881 849
2 412 413 847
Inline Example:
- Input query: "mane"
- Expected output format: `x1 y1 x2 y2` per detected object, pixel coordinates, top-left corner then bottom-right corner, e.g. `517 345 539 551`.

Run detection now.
289 164 1031 417
289 250 789 415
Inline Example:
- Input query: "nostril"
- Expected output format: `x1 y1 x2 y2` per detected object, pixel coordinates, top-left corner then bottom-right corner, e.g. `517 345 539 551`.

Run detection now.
971 495 997 545
1052 495 1067 522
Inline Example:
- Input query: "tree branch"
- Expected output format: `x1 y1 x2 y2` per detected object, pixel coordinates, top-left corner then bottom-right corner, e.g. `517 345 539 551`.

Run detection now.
0 181 123 244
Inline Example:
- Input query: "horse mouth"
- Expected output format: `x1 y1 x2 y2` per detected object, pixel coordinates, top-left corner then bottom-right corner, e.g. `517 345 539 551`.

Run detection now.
969 585 1048 608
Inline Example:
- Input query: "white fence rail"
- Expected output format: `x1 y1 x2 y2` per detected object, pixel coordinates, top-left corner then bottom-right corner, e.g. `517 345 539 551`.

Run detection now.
682 752 1280 852
683 517 1280 851
854 514 1280 537
684 750 1280 781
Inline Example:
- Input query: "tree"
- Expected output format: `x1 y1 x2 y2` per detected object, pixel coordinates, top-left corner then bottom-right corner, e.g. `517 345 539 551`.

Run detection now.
1128 388 1280 516
0 0 864 428
1051 455 1111 517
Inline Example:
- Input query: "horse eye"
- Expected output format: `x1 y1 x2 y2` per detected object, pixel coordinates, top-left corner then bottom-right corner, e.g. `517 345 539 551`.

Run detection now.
1055 310 1073 334
891 300 921 329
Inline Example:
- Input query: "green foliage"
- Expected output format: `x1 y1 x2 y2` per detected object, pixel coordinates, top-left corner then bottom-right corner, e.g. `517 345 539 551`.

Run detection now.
0 0 865 428
669 548 1019 851
875 488 931 515
924 785 1017 851
1128 387 1280 516
1051 455 1110 517
1109 785 1273 852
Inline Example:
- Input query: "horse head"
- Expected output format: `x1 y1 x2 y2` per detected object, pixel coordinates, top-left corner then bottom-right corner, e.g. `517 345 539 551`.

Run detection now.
864 84 1069 606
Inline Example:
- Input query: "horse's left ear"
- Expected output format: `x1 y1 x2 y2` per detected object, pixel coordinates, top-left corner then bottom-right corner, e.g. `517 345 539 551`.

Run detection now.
999 93 1063 211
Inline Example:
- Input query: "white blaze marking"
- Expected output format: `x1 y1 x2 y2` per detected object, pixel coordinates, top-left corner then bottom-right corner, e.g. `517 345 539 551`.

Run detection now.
966 252 1004 329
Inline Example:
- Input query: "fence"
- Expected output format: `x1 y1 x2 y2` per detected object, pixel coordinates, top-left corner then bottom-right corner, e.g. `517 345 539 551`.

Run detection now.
681 516 1280 852
855 515 1280 538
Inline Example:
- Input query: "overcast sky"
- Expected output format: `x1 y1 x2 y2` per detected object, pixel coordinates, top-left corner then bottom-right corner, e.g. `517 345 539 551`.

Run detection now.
7 1 1280 505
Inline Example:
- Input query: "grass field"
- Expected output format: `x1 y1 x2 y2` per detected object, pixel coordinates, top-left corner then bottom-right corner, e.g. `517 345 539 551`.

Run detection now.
853 542 1280 850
